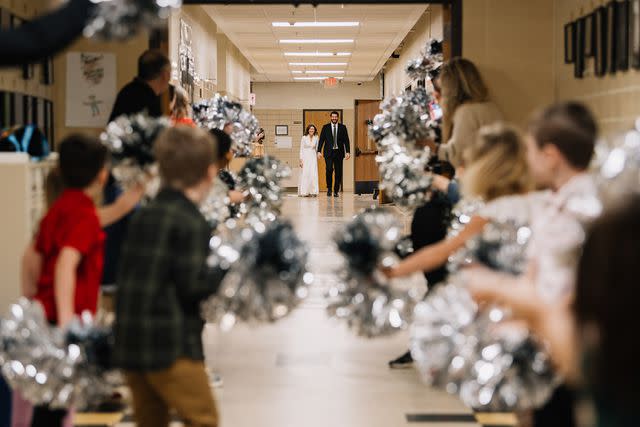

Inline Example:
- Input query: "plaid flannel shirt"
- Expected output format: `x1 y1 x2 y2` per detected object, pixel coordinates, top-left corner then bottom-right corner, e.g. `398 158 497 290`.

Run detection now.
114 188 222 371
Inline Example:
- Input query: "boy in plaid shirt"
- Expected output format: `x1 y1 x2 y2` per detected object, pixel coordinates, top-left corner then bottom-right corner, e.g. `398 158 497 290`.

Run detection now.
114 127 222 427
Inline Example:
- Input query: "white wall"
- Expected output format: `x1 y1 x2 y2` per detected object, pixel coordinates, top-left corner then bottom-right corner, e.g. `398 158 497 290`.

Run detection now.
384 5 444 98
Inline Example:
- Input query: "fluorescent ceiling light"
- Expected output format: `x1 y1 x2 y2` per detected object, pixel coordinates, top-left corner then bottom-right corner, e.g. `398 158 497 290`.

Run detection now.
284 52 351 57
300 70 345 74
288 62 348 66
280 39 354 44
294 76 344 80
273 21 359 27
291 70 303 74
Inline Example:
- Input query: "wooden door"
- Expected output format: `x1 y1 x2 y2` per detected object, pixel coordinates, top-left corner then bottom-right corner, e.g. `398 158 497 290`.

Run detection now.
303 109 343 192
354 100 381 194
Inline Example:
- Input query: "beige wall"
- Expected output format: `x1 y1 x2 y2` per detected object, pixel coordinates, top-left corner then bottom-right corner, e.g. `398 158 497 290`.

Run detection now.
463 0 556 127
554 0 640 135
169 5 218 102
384 5 444 98
253 80 381 191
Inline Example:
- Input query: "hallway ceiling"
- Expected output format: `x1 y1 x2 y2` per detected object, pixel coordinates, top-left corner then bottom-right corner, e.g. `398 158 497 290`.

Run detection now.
202 4 427 82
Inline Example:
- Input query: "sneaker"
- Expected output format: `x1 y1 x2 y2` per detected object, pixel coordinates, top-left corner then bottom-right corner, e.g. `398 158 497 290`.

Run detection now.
388 350 413 369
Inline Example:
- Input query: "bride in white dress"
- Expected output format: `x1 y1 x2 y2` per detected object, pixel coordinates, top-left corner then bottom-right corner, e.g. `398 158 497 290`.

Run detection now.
298 124 320 197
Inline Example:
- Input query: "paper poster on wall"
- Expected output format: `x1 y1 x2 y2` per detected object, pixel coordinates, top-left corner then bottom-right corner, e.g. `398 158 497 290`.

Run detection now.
65 52 116 127
275 136 292 149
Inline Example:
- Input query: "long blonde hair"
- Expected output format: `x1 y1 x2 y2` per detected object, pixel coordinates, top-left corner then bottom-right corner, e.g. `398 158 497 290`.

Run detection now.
440 57 490 142
461 123 532 202
171 85 191 120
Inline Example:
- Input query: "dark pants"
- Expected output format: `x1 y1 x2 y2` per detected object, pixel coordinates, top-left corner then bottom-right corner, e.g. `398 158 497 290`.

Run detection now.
325 151 343 193
1 377 10 427
533 384 576 427
31 406 67 427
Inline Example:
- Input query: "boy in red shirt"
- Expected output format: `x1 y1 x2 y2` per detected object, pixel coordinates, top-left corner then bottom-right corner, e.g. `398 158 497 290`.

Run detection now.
27 134 109 426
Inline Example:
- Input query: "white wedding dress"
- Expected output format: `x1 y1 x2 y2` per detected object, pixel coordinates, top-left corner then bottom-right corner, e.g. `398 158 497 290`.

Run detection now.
298 135 319 196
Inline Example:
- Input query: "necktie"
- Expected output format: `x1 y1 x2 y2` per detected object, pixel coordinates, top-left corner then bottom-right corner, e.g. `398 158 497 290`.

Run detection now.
333 125 338 149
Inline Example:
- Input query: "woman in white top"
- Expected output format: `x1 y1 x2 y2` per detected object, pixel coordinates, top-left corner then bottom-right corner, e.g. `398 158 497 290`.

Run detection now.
298 124 319 197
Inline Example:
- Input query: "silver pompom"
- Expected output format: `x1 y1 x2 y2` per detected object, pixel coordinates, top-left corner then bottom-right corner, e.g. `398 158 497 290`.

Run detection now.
405 39 444 81
236 156 291 221
326 209 427 338
593 127 640 203
376 135 433 209
0 299 119 410
449 220 533 275
411 284 558 411
200 177 232 230
369 87 437 146
202 220 312 331
411 220 559 411
84 0 181 41
101 112 170 196
193 95 260 158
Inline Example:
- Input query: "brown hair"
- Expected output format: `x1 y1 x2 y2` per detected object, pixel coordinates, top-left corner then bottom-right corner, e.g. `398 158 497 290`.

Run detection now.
461 123 532 201
154 127 218 189
440 57 490 142
171 85 191 120
138 49 170 81
306 124 317 136
58 134 109 189
528 102 597 170
574 195 640 406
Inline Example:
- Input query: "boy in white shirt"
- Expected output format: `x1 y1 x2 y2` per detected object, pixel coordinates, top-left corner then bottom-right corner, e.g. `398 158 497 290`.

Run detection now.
467 102 600 427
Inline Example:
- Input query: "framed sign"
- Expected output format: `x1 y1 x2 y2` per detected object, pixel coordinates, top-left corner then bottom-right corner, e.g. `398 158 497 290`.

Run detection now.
584 13 596 57
565 22 576 63
616 0 630 71
607 1 618 74
633 0 640 68
275 125 288 136
576 17 586 78
595 6 609 76
65 52 117 127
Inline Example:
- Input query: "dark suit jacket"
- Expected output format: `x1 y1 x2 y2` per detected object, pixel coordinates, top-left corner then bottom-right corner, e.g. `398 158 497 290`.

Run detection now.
318 122 350 158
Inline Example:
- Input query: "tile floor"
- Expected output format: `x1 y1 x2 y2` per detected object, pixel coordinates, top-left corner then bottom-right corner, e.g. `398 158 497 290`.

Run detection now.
96 193 490 427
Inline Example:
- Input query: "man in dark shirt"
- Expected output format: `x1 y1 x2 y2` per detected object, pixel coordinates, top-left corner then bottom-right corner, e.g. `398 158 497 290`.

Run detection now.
108 49 170 121
102 50 171 288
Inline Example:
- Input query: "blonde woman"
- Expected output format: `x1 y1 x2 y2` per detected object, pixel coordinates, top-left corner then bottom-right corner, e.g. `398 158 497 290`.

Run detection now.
170 85 195 127
429 58 503 168
298 124 319 197
385 123 535 279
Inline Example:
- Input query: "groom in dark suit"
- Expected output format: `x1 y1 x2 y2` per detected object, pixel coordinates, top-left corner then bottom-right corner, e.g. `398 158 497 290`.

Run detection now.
317 111 350 197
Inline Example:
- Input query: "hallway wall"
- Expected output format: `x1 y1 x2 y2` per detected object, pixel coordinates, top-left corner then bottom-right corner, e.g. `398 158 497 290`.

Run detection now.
462 0 556 127
383 5 444 98
169 5 218 102
253 80 381 191
554 0 640 135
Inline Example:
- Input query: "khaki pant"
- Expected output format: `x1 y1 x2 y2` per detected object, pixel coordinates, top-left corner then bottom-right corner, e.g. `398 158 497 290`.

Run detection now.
125 359 218 427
